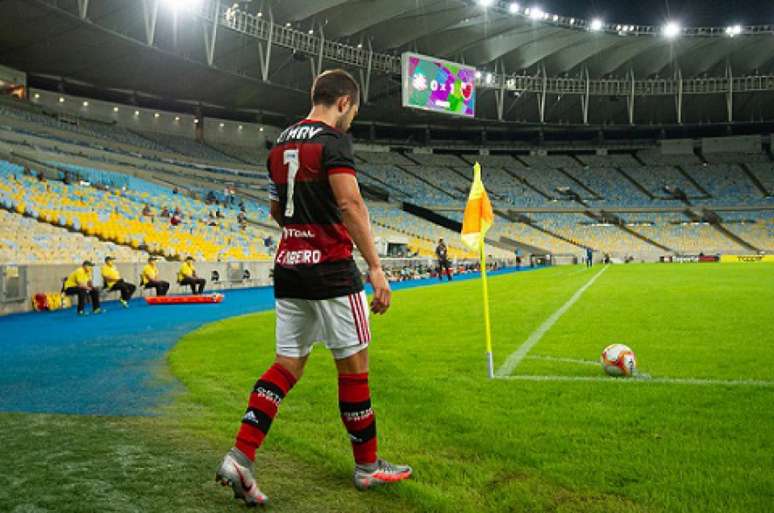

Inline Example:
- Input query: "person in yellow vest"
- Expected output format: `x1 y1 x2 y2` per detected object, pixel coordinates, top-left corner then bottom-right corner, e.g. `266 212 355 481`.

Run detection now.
101 256 136 308
141 256 169 296
177 256 206 294
63 260 102 316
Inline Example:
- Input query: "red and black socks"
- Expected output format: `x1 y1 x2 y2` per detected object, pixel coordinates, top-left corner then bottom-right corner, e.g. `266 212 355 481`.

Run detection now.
338 373 378 465
235 363 297 461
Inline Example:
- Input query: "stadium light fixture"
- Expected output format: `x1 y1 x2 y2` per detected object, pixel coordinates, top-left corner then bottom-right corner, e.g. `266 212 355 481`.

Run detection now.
154 112 160 118
82 101 89 107
219 122 225 128
357 43 363 48
308 29 314 35
33 93 40 99
726 24 742 37
662 21 681 39
194 118 200 124
529 7 544 20
174 116 180 121
59 97 65 103
552 14 559 22
590 18 604 31
134 110 140 116
259 127 264 132
163 0 202 13
285 22 291 27
508 3 519 14
238 125 243 130
257 12 262 17
113 106 119 112
477 0 494 8
569 18 575 25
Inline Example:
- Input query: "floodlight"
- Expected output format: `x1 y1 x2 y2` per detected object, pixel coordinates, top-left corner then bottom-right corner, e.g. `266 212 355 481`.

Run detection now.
113 106 119 112
219 122 225 128
662 21 681 39
163 0 202 12
34 93 40 99
590 18 604 31
508 3 520 14
477 0 494 7
59 97 65 103
529 7 544 20
82 101 89 107
134 110 140 116
726 25 742 37
154 112 160 118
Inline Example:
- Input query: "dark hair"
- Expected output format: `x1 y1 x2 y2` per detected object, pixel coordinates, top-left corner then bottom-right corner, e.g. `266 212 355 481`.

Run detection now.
311 69 360 107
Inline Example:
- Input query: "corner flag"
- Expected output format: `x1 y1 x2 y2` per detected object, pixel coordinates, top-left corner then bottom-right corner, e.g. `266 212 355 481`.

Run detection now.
461 163 494 251
460 162 496 378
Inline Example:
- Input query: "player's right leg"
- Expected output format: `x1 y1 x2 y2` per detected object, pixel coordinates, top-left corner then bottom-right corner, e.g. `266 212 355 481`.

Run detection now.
216 298 317 506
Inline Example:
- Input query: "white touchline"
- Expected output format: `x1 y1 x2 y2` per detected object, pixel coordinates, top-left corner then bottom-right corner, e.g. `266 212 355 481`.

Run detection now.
496 267 608 377
494 375 774 387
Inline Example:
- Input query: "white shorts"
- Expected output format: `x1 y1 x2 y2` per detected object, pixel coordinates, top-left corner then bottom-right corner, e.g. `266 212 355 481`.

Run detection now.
275 290 370 360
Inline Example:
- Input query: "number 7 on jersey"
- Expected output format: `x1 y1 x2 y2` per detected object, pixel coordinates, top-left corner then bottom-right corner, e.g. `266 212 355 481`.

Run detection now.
283 149 300 218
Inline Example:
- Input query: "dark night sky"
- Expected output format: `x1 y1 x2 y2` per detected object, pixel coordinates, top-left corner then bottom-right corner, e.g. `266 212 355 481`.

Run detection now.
538 1 774 26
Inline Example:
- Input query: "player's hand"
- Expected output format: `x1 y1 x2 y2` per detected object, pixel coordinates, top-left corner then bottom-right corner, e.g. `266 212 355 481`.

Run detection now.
368 267 391 315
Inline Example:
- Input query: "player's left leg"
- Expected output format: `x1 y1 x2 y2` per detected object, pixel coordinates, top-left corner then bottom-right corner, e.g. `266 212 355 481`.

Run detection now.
320 291 412 491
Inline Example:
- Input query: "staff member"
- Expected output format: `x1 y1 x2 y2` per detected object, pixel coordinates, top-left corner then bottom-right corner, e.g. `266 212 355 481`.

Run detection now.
435 238 453 282
101 256 136 308
141 256 169 296
177 256 205 294
64 261 102 316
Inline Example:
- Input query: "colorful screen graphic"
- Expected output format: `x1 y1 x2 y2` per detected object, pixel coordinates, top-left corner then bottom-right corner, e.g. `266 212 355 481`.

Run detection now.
402 53 476 118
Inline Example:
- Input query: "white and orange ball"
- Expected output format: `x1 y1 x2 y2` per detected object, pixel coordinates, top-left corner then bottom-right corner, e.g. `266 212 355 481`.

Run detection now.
600 344 638 377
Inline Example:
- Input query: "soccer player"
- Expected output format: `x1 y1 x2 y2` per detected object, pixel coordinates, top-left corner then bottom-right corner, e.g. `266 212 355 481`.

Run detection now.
101 256 136 307
216 69 412 507
141 256 169 296
63 260 102 316
435 238 453 281
177 256 206 294
585 247 593 268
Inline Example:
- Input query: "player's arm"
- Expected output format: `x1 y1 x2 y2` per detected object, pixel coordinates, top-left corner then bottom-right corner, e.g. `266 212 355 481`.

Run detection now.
329 173 390 314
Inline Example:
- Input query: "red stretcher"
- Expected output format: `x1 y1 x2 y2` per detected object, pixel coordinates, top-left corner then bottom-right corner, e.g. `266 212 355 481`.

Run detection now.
145 293 224 305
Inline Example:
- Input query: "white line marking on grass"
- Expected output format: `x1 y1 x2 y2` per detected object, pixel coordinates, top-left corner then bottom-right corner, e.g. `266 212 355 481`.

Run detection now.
525 355 600 366
494 375 774 387
496 267 608 377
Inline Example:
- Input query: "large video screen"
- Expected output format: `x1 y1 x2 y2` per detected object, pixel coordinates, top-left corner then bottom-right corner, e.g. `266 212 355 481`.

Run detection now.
401 52 476 118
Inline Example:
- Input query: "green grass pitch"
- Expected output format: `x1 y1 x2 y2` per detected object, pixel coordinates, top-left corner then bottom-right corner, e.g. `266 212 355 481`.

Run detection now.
1 264 772 512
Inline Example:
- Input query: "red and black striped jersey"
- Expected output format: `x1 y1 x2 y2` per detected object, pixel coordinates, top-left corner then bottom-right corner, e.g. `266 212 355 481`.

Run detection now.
267 119 363 300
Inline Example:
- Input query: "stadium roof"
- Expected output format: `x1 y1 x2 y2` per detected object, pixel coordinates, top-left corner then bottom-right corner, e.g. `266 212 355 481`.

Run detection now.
1 0 773 127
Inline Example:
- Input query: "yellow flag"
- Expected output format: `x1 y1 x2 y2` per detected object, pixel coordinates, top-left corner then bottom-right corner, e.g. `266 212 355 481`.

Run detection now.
461 162 494 251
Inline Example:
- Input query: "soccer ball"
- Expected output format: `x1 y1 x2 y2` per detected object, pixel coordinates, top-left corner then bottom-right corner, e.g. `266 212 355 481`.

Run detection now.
600 344 638 377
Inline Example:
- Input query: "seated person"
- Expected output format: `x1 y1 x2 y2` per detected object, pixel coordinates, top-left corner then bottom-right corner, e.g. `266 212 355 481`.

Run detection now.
63 261 102 316
177 256 206 294
141 256 170 296
101 256 136 308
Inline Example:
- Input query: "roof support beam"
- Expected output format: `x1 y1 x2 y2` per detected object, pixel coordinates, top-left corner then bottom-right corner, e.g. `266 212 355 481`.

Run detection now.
495 60 506 121
726 63 734 123
142 0 159 47
675 67 683 125
204 0 220 67
538 65 547 124
257 9 274 81
628 69 635 126
77 0 89 20
580 66 590 125
358 40 373 104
